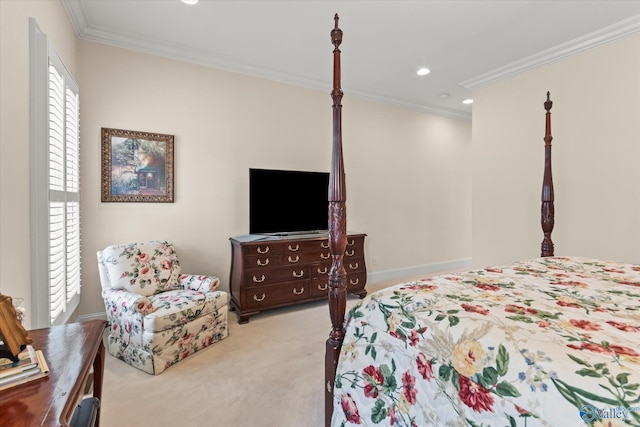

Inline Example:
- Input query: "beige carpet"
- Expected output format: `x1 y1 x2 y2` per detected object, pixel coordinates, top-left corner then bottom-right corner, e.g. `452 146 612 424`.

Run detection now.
100 274 443 426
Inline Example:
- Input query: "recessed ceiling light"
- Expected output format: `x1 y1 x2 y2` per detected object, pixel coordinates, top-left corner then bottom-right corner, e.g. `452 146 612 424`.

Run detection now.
416 68 430 76
181 0 198 5
462 99 474 105
439 93 451 98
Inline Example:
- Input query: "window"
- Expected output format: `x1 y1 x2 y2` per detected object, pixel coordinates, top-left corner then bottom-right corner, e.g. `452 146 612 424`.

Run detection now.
30 19 81 328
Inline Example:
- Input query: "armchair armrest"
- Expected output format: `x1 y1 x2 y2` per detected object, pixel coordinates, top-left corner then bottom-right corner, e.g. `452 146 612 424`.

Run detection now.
180 274 220 293
102 288 154 316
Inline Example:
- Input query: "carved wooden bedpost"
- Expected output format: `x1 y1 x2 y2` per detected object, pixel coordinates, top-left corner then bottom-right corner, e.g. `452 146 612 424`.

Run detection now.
325 14 346 427
541 92 555 257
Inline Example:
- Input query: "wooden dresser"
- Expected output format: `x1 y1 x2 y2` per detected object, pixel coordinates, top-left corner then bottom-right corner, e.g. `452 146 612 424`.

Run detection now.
229 233 367 323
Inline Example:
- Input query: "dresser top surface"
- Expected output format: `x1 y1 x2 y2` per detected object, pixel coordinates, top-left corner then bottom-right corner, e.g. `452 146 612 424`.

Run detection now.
231 232 365 244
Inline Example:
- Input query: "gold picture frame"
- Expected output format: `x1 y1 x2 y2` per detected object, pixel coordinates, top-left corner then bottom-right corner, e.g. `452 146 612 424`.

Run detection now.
101 127 174 202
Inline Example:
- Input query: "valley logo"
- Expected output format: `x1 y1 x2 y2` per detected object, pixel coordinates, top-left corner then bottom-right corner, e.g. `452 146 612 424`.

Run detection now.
580 404 639 422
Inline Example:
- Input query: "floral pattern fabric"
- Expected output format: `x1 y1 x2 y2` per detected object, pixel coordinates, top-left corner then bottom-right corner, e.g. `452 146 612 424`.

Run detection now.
105 306 228 375
97 241 229 375
101 240 182 297
102 287 228 334
332 257 640 427
180 274 220 293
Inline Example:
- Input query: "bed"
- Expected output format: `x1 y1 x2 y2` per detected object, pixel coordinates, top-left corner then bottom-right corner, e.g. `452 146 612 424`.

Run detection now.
324 16 640 427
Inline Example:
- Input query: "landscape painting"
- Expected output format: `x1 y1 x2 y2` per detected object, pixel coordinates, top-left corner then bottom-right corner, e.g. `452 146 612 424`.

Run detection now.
101 128 174 202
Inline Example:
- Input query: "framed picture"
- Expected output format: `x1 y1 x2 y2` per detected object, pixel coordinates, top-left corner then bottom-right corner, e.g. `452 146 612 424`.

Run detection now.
101 128 174 202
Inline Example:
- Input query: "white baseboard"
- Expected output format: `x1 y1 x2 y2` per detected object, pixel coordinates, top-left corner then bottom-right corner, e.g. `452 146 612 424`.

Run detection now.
75 312 107 323
367 257 472 284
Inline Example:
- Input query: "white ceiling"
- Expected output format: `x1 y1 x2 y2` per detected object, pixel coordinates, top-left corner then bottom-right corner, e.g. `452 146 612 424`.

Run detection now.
62 1 640 120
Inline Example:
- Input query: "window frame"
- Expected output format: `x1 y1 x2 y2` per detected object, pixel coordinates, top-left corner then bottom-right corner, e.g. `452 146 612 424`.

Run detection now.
29 18 81 328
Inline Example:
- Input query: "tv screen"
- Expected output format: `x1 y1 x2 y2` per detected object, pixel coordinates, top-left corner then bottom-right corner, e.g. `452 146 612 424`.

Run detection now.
249 168 330 235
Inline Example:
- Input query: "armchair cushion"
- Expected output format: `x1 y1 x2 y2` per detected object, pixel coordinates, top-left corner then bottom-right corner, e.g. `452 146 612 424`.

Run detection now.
101 240 182 297
145 289 227 332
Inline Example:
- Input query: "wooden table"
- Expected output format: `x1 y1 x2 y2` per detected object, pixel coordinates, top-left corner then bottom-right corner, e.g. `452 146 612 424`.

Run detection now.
0 320 107 427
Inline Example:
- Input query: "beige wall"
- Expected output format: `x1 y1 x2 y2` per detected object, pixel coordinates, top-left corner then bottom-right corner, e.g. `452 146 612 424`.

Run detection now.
77 40 472 317
11 1 638 326
472 34 640 268
0 0 470 323
0 1 77 328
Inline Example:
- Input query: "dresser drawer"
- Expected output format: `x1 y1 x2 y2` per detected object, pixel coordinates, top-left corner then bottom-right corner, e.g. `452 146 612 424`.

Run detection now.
311 277 329 298
282 239 328 253
347 272 366 291
344 247 362 258
281 251 329 265
244 265 308 286
311 272 367 297
311 271 367 296
311 262 331 278
346 235 364 248
241 242 282 256
311 258 364 278
345 258 365 273
245 281 311 310
243 254 281 269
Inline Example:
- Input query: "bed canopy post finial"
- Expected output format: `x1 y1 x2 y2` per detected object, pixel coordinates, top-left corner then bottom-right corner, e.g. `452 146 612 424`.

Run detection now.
331 14 343 99
541 91 555 257
325 13 347 427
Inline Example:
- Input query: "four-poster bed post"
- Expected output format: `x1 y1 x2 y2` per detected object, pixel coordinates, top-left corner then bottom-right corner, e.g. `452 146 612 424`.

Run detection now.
322 16 559 424
325 14 347 427
541 91 555 257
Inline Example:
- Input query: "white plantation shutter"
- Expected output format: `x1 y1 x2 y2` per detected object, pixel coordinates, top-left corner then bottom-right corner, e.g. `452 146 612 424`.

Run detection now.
66 202 81 301
30 19 81 327
49 202 66 321
65 86 81 306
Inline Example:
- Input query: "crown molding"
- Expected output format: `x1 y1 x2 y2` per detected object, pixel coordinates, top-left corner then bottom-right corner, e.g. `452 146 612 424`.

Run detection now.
461 14 640 91
61 0 87 35
61 0 471 121
344 89 472 121
62 1 638 115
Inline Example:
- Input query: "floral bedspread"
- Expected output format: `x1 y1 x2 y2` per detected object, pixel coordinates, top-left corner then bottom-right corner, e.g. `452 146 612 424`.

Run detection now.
332 257 640 427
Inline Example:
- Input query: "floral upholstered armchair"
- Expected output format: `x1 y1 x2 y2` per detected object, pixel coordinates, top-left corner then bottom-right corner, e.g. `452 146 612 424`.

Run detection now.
96 240 228 375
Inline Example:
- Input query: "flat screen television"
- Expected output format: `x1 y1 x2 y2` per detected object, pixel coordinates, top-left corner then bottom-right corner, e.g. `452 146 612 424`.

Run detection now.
249 168 330 235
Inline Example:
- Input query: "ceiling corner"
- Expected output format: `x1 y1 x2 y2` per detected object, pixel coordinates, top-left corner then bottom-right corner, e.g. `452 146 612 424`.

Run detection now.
461 13 640 91
61 0 89 37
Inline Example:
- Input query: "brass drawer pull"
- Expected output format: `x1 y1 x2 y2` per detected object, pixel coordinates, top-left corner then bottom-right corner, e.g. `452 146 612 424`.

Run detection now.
252 275 265 283
292 287 305 295
346 249 355 256
349 278 359 285
292 270 304 278
288 255 300 263
320 252 330 260
349 262 359 270
257 258 269 266
288 243 300 251
318 283 328 291
253 293 266 302
257 246 269 254
317 266 328 274
321 242 329 249
347 239 355 246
